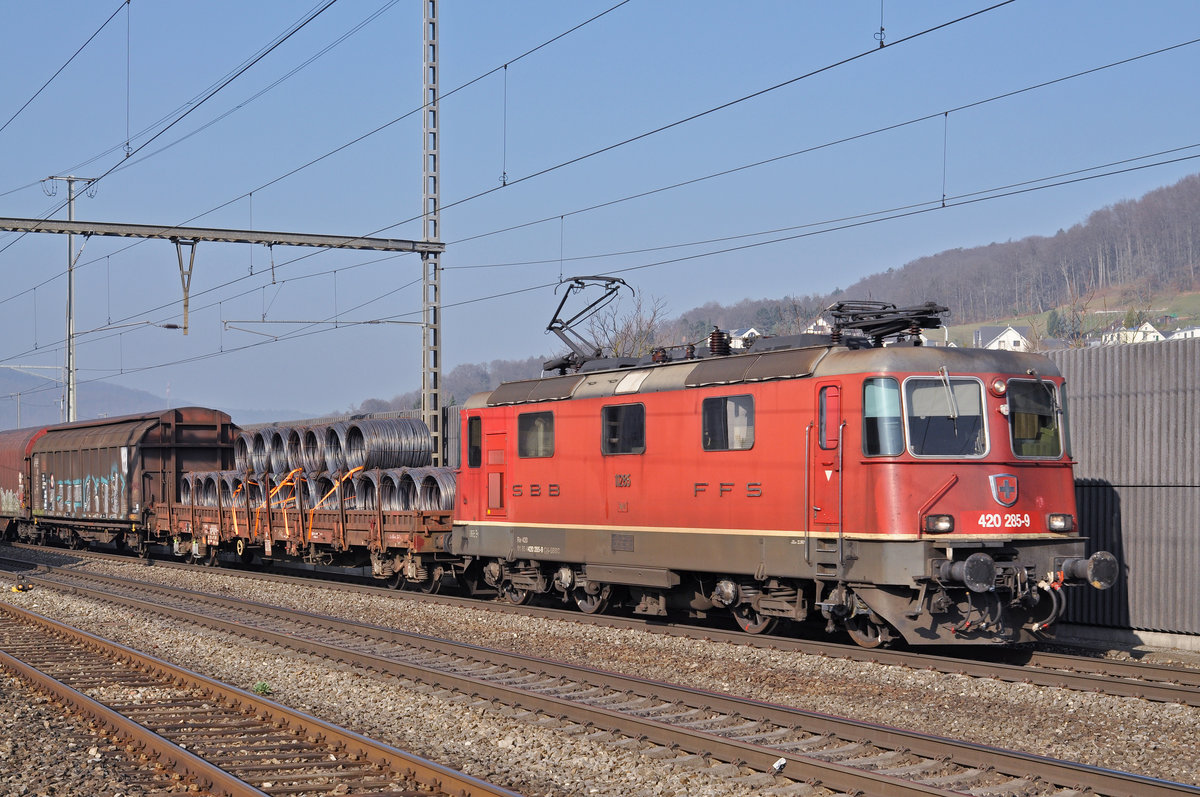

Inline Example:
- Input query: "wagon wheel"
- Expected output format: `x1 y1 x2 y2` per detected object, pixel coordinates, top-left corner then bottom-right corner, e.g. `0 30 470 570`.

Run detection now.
386 571 406 590
204 545 221 568
501 583 531 605
419 566 444 594
572 584 610 615
732 604 778 635
234 537 254 563
846 615 892 649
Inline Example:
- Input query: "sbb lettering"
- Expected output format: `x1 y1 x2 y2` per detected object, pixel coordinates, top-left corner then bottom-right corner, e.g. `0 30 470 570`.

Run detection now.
512 484 560 498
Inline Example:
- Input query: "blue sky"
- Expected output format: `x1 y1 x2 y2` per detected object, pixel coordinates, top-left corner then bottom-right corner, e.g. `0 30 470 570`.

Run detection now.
0 1 1196 418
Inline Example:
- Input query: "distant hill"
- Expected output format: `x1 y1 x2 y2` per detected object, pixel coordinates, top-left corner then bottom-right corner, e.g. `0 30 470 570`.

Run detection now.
0 371 310 430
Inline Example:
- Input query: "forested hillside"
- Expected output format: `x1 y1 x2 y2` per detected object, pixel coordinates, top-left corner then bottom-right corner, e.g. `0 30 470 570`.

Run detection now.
349 173 1200 411
847 174 1200 323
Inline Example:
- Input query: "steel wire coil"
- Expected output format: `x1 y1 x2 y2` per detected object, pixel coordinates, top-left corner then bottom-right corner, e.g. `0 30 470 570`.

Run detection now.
233 432 255 473
200 473 219 507
188 472 209 506
296 473 316 509
268 427 291 473
301 427 327 472
179 473 194 505
285 428 305 471
245 477 265 506
379 469 407 511
307 472 337 510
324 422 350 472
353 470 383 511
219 472 236 505
251 427 276 473
397 467 432 510
273 472 300 508
419 467 457 511
344 419 435 470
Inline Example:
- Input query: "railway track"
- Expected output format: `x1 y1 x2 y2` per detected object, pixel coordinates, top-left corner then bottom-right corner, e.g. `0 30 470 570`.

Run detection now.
7 542 1199 707
0 601 522 797
4 558 1197 797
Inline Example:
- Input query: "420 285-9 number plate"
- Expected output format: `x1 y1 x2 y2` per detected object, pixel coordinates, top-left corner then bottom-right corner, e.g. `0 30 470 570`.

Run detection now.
976 512 1032 529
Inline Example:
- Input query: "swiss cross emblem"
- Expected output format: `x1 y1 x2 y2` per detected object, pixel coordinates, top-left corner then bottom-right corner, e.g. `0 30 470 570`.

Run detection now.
990 474 1018 507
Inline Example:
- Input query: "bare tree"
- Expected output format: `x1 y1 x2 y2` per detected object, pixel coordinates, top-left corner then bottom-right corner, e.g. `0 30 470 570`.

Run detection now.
587 293 669 358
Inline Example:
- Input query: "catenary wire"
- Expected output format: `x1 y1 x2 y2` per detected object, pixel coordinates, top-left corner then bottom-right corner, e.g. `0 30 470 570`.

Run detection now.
8 144 1196 405
0 0 633 311
15 0 1002 294
13 0 1009 328
446 143 1200 273
0 1 128 137
445 36 1200 250
367 1 1019 239
0 0 343 259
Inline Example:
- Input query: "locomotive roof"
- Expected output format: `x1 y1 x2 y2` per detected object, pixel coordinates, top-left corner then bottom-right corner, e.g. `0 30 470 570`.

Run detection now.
466 341 1063 408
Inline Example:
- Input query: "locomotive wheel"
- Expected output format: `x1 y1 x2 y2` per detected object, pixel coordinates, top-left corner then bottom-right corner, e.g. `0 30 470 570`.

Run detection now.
572 585 611 615
502 584 531 605
846 615 891 649
732 604 778 635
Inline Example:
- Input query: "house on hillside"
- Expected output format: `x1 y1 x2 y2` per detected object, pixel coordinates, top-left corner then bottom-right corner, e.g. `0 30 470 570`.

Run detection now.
1170 326 1200 340
728 327 761 349
973 325 1032 351
1100 321 1165 345
803 317 833 335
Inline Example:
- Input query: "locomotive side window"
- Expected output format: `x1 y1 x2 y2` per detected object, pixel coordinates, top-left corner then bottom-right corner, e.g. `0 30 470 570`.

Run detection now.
862 378 903 456
702 395 754 451
1007 380 1062 458
517 411 555 458
467 417 482 468
904 377 987 457
818 385 840 450
602 404 646 455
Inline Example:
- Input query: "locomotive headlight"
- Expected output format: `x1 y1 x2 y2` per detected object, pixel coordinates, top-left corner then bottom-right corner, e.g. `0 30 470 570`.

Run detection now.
1047 513 1075 532
924 514 955 533
989 378 1007 396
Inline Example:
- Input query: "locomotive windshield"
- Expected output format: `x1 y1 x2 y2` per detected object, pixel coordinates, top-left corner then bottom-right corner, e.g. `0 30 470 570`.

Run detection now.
904 377 987 457
1007 379 1063 458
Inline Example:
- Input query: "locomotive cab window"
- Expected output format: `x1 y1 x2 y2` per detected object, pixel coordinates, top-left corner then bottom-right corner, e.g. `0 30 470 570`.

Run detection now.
863 378 903 456
702 395 754 451
602 404 645 455
518 411 555 458
467 416 482 468
1007 380 1063 458
904 376 987 457
818 385 841 450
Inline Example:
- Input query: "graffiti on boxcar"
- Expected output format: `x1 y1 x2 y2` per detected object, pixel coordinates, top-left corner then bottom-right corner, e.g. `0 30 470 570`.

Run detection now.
36 467 125 518
0 488 18 514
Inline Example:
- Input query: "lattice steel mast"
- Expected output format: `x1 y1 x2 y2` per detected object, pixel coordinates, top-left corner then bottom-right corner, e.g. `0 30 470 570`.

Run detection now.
421 0 443 465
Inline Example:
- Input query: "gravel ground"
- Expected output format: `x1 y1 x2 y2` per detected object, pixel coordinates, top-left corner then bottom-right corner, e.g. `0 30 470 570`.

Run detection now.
0 563 789 796
3 548 1199 791
0 671 194 796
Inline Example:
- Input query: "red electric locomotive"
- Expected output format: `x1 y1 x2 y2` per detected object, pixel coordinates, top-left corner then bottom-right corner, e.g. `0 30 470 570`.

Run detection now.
452 298 1117 646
